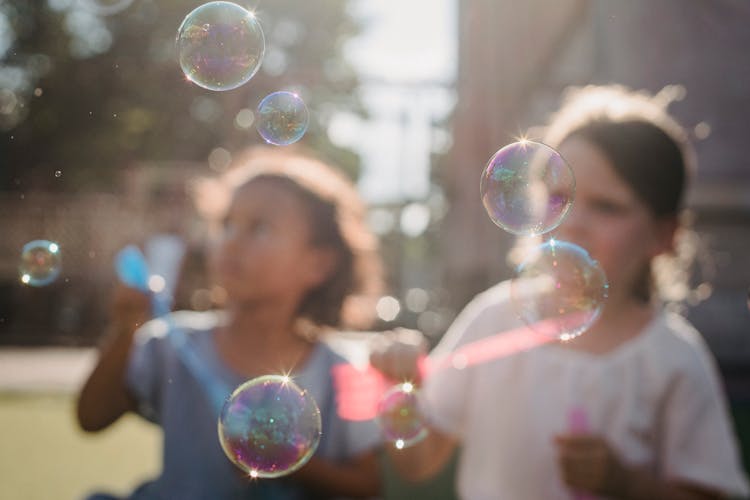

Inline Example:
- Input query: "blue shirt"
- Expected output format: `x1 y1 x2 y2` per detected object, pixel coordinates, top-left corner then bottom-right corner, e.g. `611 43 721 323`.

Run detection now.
123 311 381 500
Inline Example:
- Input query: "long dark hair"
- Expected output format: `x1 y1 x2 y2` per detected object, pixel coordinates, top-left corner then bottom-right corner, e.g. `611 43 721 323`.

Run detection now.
541 85 702 304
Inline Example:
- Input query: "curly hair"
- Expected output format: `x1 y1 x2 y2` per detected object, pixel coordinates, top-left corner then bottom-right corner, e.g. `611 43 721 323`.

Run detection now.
192 146 384 330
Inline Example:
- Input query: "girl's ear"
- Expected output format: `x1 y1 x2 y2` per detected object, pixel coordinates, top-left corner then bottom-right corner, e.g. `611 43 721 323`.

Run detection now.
650 215 679 258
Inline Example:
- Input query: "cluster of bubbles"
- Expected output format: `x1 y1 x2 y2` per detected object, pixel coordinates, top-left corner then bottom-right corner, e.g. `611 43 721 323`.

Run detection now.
175 3 319 472
17 0 609 468
218 375 322 478
176 1 309 145
480 139 608 341
17 2 315 479
375 140 609 450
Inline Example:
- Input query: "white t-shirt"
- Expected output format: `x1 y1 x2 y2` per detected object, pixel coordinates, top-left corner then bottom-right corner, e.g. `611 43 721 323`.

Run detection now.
422 281 749 500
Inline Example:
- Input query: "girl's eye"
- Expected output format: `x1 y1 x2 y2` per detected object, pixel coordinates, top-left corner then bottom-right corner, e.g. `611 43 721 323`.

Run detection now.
591 199 626 214
221 216 273 241
249 220 272 239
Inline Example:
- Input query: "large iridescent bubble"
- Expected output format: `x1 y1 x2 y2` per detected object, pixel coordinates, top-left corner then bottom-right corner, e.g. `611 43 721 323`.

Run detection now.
19 240 62 287
511 239 608 341
480 140 575 236
218 375 321 478
376 382 428 449
256 91 309 146
176 1 265 91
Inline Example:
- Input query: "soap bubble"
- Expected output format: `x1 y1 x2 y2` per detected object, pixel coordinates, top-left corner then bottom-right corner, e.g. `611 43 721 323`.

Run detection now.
19 240 62 287
256 91 309 146
480 140 575 236
176 1 265 91
218 375 321 478
511 239 608 341
376 382 428 449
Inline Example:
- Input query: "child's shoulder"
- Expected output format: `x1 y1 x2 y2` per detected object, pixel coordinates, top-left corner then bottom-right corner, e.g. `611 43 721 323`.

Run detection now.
472 280 513 308
452 280 522 338
648 310 716 373
454 280 517 328
136 310 223 341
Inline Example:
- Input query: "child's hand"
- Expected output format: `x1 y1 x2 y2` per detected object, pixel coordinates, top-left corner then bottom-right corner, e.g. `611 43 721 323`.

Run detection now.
111 284 151 333
369 328 428 384
554 434 629 496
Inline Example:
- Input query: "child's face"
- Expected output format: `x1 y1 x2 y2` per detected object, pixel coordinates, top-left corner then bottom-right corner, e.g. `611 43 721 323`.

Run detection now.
555 137 674 304
210 178 334 305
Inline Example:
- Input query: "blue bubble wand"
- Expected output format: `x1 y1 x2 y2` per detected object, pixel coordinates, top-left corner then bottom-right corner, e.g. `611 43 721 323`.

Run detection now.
114 245 231 415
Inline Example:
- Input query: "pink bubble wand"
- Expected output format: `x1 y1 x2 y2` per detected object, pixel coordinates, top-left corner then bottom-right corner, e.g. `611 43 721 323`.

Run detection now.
567 406 595 500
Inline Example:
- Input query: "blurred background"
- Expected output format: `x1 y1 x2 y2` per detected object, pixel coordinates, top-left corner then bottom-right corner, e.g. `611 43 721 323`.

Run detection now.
1 0 749 498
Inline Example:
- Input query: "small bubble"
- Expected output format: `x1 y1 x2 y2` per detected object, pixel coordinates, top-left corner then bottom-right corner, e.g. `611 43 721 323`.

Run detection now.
34 88 43 97
19 240 62 287
256 91 309 146
55 170 62 178
377 383 428 449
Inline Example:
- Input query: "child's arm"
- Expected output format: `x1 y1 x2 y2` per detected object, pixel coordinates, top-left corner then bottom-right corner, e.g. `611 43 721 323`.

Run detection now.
555 434 724 499
290 450 381 497
76 285 150 432
369 329 460 483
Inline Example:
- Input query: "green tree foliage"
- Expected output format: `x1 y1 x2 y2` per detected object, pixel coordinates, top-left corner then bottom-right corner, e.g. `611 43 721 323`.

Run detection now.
0 0 363 191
